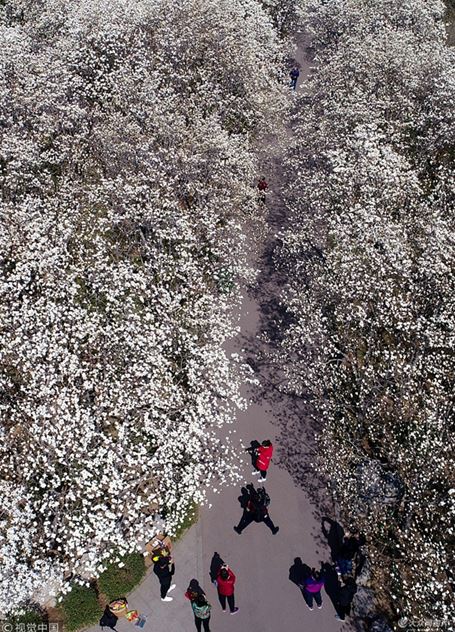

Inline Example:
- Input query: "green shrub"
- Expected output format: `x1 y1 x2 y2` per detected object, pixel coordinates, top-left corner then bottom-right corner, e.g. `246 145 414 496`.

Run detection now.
5 608 47 628
60 584 102 632
97 553 146 601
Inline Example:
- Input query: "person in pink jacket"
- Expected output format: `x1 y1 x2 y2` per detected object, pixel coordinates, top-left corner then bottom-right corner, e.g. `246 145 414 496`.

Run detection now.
252 440 273 482
302 569 325 611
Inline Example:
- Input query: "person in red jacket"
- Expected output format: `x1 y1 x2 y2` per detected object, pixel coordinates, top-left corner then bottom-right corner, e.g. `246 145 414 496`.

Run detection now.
257 176 268 204
252 439 273 482
215 564 239 615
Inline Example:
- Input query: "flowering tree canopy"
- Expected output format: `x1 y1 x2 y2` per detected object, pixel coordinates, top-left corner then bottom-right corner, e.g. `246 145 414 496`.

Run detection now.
0 0 289 611
277 0 455 624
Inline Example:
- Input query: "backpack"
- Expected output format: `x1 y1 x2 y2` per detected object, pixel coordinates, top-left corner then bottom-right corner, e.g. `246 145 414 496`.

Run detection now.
257 487 270 507
192 601 212 620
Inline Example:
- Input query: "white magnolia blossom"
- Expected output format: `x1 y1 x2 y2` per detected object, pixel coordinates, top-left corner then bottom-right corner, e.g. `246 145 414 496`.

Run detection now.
0 0 291 612
277 0 454 624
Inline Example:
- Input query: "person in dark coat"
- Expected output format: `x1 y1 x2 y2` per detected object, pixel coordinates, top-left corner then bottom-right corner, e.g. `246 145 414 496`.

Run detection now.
335 531 364 576
153 555 176 601
244 440 261 468
100 605 119 632
334 577 357 620
290 66 300 89
209 552 225 584
233 484 279 535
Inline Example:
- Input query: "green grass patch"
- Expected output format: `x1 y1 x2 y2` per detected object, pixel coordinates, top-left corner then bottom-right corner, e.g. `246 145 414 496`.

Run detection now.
60 584 102 632
97 553 146 601
5 608 47 628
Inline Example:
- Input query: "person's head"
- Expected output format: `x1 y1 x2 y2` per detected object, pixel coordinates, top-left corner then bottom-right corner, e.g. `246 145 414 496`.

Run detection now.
219 567 229 580
294 557 303 566
260 176 266 181
195 594 207 607
262 439 272 447
188 578 200 590
311 568 321 581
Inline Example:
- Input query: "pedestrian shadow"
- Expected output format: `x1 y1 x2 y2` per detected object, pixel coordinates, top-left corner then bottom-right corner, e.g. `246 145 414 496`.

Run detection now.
321 561 342 611
288 557 311 598
321 517 345 562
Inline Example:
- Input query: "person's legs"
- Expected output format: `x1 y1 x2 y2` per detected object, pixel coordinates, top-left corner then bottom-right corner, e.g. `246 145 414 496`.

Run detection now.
227 594 235 612
218 592 227 610
160 576 171 599
258 469 267 481
235 512 254 533
263 514 278 533
194 616 202 632
202 616 211 631
302 589 314 609
334 603 347 620
314 591 322 608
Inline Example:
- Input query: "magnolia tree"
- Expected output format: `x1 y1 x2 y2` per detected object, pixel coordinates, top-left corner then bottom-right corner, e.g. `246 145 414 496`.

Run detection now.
276 0 455 625
0 0 289 611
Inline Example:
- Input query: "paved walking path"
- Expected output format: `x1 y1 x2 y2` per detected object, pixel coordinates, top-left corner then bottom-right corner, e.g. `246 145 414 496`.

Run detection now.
87 34 352 632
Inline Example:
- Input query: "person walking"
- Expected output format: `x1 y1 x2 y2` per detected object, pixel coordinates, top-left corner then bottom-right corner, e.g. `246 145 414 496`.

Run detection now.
290 66 300 90
302 568 325 611
153 555 176 602
252 439 273 482
234 484 279 535
257 176 268 204
191 594 212 632
215 564 239 615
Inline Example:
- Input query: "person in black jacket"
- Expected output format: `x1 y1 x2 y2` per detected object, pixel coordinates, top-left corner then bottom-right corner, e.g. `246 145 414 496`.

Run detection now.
99 605 119 631
209 552 225 585
153 555 176 601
